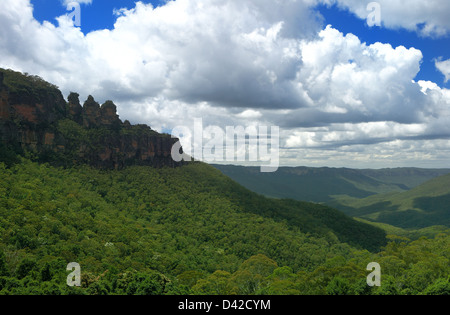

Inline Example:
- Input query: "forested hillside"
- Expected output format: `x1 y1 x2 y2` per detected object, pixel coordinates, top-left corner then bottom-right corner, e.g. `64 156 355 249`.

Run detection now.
331 173 450 229
0 159 448 295
213 164 450 231
212 165 450 203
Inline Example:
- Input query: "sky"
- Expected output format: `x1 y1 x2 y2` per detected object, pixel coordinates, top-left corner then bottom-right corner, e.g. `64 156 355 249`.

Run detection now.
1 0 450 168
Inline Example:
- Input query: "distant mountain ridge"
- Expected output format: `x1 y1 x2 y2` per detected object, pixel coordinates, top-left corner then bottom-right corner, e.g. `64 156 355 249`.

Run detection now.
212 164 450 203
331 173 450 229
213 164 450 229
0 68 183 169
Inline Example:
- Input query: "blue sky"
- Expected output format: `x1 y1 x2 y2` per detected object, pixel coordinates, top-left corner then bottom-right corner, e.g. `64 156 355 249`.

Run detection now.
317 4 450 88
31 0 164 32
2 0 450 168
30 0 449 88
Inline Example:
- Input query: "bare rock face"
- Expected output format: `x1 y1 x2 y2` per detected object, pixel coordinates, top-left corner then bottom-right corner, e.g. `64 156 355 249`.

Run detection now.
100 100 120 126
0 68 184 169
82 95 101 128
67 92 83 124
0 73 10 120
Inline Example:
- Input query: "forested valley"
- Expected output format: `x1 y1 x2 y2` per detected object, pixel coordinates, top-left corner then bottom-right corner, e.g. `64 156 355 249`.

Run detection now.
0 159 448 295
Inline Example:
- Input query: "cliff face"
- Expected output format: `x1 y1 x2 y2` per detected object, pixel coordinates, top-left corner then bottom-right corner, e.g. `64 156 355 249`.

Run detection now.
0 68 183 169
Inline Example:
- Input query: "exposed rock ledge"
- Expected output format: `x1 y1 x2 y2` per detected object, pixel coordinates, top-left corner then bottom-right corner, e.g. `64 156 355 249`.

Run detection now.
0 68 184 169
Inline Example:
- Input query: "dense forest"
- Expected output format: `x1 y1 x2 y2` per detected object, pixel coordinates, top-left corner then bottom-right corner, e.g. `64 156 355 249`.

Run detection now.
212 165 450 203
0 158 448 295
213 164 450 230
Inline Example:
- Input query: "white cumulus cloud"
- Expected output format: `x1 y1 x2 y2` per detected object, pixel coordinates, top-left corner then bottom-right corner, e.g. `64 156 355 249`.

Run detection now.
0 0 450 167
435 58 450 83
61 0 92 5
326 0 450 37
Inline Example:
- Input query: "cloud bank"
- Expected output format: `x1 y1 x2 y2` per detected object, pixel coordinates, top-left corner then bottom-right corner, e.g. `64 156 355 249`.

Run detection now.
0 0 449 168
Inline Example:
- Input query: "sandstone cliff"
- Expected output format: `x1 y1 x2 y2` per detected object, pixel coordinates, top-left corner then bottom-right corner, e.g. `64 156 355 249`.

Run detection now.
0 68 183 169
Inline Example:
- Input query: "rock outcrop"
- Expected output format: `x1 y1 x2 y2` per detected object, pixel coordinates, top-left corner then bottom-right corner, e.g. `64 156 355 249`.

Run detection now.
0 68 184 169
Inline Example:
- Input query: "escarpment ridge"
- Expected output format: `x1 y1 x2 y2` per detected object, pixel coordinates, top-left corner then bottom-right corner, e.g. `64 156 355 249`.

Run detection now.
0 68 183 169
